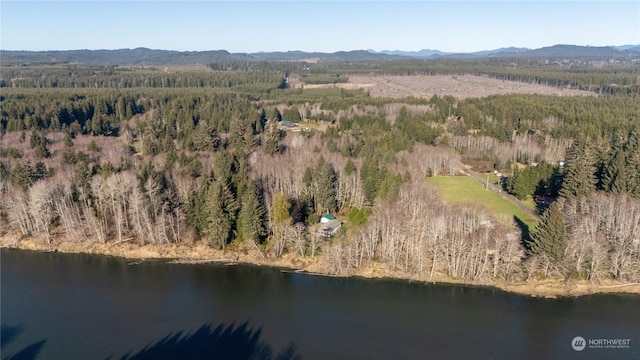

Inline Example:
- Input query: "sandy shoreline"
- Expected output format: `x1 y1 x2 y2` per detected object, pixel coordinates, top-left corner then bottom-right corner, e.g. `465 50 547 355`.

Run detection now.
2 236 639 299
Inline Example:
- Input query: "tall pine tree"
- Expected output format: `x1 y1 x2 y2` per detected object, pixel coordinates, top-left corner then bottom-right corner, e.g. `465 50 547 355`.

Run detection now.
262 120 281 155
360 155 382 203
203 179 238 249
601 147 627 193
624 132 640 197
527 202 567 263
238 182 267 244
314 157 337 213
229 117 254 152
559 135 597 199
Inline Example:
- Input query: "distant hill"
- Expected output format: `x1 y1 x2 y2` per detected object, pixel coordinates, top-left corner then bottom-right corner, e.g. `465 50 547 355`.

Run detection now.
615 45 640 52
620 46 640 54
507 44 632 58
251 50 404 62
468 47 530 57
371 49 451 58
369 45 636 60
1 48 253 65
1 48 401 65
1 44 638 65
372 47 530 58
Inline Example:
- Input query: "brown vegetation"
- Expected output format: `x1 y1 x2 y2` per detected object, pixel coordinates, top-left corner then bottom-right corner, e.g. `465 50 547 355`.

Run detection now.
3 235 638 298
343 75 598 99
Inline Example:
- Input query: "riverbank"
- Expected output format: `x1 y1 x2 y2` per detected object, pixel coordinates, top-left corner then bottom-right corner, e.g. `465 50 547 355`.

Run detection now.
2 236 639 299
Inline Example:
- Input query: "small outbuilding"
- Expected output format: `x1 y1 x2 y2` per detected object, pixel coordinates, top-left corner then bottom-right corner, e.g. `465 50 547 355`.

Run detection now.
320 214 336 224
280 120 298 127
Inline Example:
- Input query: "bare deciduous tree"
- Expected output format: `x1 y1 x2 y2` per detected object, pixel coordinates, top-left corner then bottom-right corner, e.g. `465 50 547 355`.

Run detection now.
28 180 54 243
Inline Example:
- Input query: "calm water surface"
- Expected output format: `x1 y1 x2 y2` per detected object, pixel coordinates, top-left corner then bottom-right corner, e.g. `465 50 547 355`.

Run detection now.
1 248 639 359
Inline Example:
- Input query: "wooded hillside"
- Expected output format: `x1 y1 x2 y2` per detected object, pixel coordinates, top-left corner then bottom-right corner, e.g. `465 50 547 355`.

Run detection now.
1 58 639 285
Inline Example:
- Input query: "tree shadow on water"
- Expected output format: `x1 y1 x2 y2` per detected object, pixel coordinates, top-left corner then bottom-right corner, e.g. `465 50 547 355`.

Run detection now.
1 325 47 360
110 322 301 360
1 325 23 348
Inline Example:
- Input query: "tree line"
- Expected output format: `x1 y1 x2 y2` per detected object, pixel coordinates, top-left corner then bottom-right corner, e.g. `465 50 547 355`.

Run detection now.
296 58 640 95
1 64 285 89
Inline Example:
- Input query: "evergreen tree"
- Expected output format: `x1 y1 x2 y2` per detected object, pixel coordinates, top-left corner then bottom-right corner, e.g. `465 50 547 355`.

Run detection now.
190 122 220 151
360 156 382 203
88 140 100 153
32 162 48 180
63 133 74 148
203 179 238 249
238 181 267 243
559 136 597 198
507 168 532 200
231 158 250 199
229 117 254 152
72 160 92 201
282 107 301 122
625 150 640 197
269 108 282 123
29 130 42 149
601 147 627 193
344 158 356 176
30 131 50 158
278 77 288 89
185 188 207 235
542 167 565 198
378 171 403 201
0 161 9 184
262 120 280 155
314 157 337 213
527 202 567 263
213 152 237 189
34 142 51 159
10 162 34 190
254 108 267 134
90 113 113 136
624 132 640 197
303 167 313 187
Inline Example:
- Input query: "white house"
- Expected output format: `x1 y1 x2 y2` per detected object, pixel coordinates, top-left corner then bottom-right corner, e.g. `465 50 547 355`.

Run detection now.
320 219 341 237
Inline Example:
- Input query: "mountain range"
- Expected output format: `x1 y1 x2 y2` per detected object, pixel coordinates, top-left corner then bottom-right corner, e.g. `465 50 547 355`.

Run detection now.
372 45 640 59
369 47 530 58
2 44 639 65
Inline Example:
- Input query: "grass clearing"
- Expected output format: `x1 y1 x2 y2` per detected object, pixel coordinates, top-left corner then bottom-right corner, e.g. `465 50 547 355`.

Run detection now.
427 176 538 228
298 121 320 128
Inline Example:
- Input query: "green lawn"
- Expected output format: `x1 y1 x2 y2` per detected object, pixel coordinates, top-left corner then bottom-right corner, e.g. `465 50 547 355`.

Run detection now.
427 176 538 228
298 121 319 128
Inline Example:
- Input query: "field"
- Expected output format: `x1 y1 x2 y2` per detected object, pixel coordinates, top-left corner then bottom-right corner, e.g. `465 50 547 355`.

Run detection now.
298 74 599 99
427 176 539 228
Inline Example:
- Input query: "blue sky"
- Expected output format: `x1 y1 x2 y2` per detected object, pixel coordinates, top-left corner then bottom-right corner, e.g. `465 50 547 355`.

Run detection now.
1 1 639 52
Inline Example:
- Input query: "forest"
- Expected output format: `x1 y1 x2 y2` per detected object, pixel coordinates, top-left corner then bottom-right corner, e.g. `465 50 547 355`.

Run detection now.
1 56 639 287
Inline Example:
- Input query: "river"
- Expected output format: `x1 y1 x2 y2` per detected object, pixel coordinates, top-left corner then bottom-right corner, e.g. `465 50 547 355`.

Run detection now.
1 248 638 359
